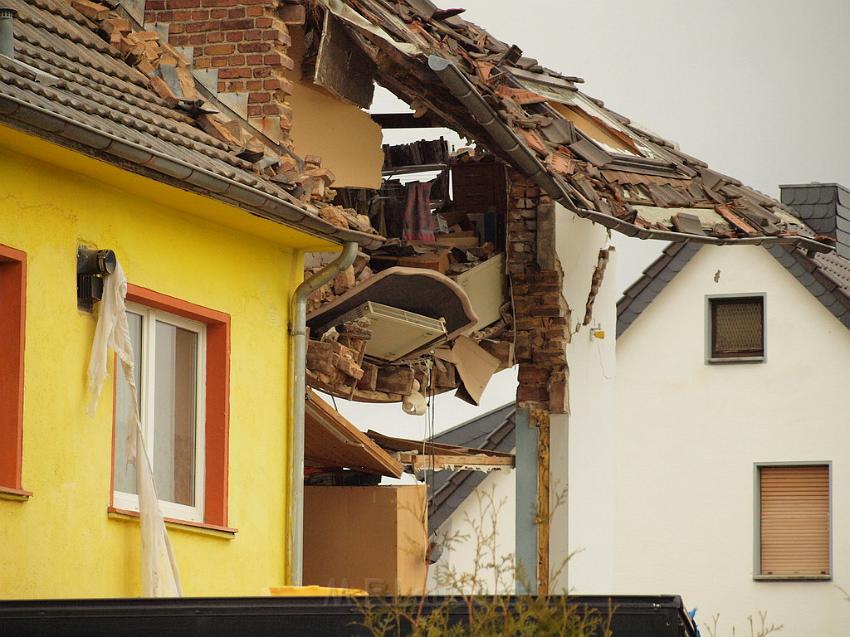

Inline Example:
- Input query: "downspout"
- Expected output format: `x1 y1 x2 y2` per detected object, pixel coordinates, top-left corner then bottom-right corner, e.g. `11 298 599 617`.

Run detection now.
289 241 358 585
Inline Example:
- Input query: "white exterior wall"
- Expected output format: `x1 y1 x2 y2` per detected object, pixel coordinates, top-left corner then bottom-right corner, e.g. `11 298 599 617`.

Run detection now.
428 467 516 594
582 245 850 634
429 207 619 594
552 207 619 593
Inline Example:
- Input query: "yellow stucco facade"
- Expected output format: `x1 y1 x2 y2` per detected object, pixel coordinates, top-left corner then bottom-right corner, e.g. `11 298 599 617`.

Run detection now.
0 125 332 598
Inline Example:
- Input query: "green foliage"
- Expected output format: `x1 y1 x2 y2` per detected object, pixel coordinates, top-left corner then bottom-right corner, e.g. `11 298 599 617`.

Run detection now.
702 611 783 637
357 486 608 636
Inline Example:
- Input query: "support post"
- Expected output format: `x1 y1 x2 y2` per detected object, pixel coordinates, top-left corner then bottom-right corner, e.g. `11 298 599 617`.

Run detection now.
514 406 538 594
531 407 550 595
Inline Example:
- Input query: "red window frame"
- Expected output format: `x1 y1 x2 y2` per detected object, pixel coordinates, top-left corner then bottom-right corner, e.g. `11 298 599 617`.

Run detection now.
0 243 29 497
109 284 232 530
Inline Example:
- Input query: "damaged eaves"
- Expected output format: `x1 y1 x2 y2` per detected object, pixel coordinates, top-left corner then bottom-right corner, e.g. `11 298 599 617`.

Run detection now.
0 0 384 248
317 0 833 253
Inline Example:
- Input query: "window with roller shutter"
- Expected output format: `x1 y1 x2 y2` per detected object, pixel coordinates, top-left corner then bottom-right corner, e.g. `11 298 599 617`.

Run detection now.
755 463 831 580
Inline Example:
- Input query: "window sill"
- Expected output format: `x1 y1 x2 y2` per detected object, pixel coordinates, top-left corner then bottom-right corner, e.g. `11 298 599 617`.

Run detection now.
707 356 765 365
754 574 831 582
0 485 32 501
107 507 237 539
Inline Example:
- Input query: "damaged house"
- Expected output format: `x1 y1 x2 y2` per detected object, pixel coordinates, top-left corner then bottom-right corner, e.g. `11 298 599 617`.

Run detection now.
0 0 839 601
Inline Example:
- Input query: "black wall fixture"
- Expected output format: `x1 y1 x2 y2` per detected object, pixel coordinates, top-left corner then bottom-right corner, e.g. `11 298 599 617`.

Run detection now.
77 247 117 312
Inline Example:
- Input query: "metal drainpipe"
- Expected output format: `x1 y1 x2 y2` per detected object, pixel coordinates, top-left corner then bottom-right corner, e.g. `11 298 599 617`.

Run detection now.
289 241 358 585
0 8 16 59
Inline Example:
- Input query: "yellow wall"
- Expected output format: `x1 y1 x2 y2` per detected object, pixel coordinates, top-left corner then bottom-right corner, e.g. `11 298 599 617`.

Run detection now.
0 126 313 598
286 27 384 189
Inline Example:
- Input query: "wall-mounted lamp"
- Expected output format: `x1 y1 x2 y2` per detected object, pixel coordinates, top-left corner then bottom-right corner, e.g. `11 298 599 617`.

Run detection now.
590 324 606 341
77 247 116 312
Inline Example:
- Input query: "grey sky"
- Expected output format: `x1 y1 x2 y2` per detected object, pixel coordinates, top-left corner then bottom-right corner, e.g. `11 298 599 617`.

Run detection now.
331 0 850 437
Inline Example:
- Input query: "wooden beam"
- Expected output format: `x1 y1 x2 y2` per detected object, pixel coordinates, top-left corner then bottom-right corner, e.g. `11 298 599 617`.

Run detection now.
531 407 550 595
397 453 514 472
370 113 442 129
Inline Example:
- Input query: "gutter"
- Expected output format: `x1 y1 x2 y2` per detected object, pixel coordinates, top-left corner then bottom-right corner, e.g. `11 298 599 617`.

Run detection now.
0 94 384 250
426 56 832 254
288 241 358 585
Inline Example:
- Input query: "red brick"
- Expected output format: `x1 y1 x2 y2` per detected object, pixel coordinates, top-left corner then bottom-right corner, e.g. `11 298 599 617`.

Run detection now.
166 0 200 8
245 54 263 65
248 91 270 103
262 78 281 90
252 66 271 77
220 18 252 30
210 8 228 18
254 17 273 28
206 31 224 43
218 67 251 79
237 41 270 53
244 29 262 41
226 30 244 42
247 105 262 117
227 54 246 65
228 7 246 18
186 20 218 33
246 79 262 91
262 104 279 115
190 9 209 19
204 43 234 55
188 33 207 45
246 6 263 16
211 56 230 68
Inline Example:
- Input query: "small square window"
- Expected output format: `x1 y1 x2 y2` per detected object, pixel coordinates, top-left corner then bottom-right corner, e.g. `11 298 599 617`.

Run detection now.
708 296 764 362
756 464 830 579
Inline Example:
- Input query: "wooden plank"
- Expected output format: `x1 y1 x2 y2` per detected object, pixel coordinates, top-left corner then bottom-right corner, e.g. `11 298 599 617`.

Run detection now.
314 12 376 109
397 453 513 472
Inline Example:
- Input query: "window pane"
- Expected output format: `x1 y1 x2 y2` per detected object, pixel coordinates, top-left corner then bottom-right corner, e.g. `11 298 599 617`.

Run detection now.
153 321 198 506
712 299 763 357
114 311 142 495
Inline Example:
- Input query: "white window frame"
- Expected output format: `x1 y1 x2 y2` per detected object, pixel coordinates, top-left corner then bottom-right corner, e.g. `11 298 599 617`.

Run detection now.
113 302 207 523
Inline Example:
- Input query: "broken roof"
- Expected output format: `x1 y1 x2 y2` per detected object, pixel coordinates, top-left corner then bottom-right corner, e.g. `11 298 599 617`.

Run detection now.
320 0 832 253
0 0 383 248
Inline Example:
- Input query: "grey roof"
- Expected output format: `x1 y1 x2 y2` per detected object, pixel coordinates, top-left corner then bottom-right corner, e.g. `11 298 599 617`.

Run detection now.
0 0 383 249
428 403 516 535
780 183 850 260
617 236 850 336
616 241 702 337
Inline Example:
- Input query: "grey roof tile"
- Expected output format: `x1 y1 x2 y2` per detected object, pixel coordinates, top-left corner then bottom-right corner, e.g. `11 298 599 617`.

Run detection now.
427 405 516 534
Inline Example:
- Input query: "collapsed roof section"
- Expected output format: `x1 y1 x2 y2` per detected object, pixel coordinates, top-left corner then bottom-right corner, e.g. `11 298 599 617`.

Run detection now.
0 0 384 248
318 0 833 253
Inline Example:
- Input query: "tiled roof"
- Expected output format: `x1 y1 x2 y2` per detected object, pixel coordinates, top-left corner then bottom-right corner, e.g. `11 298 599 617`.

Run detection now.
427 403 516 535
617 242 850 337
322 0 831 252
0 0 383 248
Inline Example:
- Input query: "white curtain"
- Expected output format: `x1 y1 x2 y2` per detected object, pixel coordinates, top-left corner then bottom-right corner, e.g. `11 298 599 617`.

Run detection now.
86 262 183 597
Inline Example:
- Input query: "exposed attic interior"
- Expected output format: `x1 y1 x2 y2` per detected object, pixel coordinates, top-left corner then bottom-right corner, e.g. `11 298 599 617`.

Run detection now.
15 0 833 417
291 0 836 413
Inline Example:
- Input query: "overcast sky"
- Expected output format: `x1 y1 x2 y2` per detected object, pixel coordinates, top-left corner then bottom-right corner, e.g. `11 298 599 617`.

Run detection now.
331 0 850 438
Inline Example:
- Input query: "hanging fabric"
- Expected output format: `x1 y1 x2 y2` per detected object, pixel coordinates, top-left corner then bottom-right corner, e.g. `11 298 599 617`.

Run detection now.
86 262 183 597
402 180 435 242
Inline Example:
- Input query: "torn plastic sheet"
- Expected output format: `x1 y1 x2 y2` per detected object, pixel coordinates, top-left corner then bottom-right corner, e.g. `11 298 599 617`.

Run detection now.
86 262 183 598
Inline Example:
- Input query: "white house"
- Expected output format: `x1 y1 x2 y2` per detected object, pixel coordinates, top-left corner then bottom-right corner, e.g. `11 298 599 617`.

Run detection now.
429 183 850 635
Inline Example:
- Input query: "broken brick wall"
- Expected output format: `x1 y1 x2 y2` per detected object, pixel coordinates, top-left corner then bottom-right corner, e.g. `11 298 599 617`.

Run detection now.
507 170 570 414
143 0 297 143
